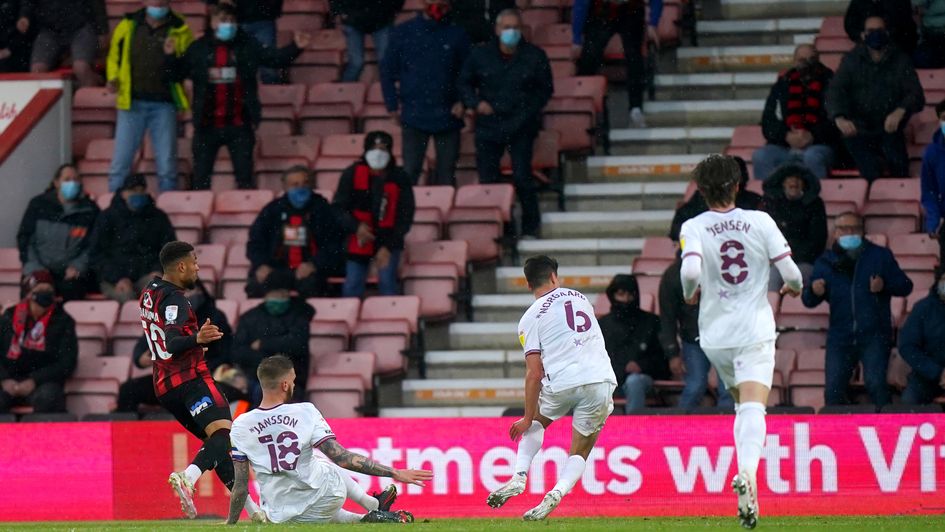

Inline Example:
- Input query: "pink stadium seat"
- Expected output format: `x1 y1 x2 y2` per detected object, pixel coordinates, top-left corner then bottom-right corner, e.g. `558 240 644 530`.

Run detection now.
532 23 572 47
500 130 561 178
290 29 345 84
918 69 945 103
312 351 375 391
258 83 305 134
906 288 927 312
887 349 911 390
818 16 845 38
820 178 868 217
194 243 226 294
0 248 22 307
353 296 420 376
778 295 829 331
789 370 825 410
300 82 367 136
813 36 855 53
641 237 677 258
307 297 361 357
207 190 275 245
631 257 672 276
277 11 325 35
888 233 939 271
403 240 469 320
313 133 367 193
360 82 390 124
543 76 607 152
771 349 797 406
863 178 922 235
407 186 455 243
256 135 321 191
64 301 120 358
796 348 826 371
215 299 238 330
521 8 560 32
776 330 827 350
156 191 214 245
307 374 365 418
65 356 130 417
111 300 144 359
446 184 515 262
729 125 765 149
222 243 251 300
72 87 117 156
78 139 122 183
908 271 936 293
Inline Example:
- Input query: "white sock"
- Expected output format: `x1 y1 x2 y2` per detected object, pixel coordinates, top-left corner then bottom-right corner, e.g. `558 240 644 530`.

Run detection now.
331 509 364 523
551 455 586 496
734 401 766 478
334 463 379 511
514 421 545 476
243 495 260 515
183 464 202 485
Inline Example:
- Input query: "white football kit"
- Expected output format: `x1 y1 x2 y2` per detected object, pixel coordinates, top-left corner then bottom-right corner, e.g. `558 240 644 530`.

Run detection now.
518 287 618 436
230 403 347 523
679 208 795 389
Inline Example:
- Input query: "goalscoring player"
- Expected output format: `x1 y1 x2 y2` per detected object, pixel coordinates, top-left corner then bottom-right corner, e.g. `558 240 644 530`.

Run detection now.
678 155 803 529
487 256 618 521
139 241 263 521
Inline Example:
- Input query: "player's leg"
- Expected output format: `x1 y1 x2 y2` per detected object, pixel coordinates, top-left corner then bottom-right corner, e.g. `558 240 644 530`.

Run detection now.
487 395 557 509
330 462 388 512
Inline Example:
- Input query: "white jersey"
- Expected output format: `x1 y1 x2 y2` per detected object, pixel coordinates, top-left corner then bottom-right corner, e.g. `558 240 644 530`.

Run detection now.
679 208 791 349
230 402 346 523
518 287 617 393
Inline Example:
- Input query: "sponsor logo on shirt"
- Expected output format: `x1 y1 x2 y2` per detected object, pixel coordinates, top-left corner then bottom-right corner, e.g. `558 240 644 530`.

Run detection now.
189 396 212 417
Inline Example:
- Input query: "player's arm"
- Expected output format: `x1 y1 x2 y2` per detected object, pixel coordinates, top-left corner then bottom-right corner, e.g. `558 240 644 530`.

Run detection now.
317 438 433 486
225 458 251 525
765 214 803 296
678 221 703 302
522 353 544 425
161 294 222 353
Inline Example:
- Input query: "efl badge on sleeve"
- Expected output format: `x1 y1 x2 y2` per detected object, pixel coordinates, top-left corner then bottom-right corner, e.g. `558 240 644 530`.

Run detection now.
165 305 178 323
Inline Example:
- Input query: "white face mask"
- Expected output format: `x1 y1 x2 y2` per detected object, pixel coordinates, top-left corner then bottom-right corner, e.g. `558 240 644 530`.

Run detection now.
365 149 391 170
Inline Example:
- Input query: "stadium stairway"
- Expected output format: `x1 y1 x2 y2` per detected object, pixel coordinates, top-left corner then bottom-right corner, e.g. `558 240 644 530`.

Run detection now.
375 0 851 417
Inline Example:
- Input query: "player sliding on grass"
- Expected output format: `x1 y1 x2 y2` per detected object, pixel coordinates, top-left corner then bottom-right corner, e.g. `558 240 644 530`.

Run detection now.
227 355 433 524
488 255 618 521
678 155 803 529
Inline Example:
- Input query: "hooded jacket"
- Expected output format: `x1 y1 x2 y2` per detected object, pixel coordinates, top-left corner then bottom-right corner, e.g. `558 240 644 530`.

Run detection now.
246 192 345 274
761 62 838 148
88 193 176 284
762 164 828 265
898 284 945 383
845 0 919 53
921 128 945 233
658 257 700 357
803 240 913 346
232 297 314 379
0 303 77 385
16 189 99 276
597 274 669 385
329 0 405 34
826 43 925 134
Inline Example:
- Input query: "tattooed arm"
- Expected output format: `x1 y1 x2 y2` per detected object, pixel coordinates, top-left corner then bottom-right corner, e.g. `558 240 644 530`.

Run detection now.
318 438 433 486
226 459 251 525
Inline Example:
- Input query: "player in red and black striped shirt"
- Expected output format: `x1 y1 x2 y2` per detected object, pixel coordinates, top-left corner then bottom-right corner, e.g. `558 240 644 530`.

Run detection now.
140 241 263 522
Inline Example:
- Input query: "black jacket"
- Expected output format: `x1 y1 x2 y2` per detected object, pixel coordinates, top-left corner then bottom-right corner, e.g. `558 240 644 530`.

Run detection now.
598 274 669 385
762 164 828 265
330 0 404 34
232 298 313 378
826 44 925 134
452 0 517 43
19 0 107 35
333 162 415 259
0 303 77 385
898 286 945 384
16 189 99 276
658 258 700 358
459 39 553 141
668 189 764 241
203 0 283 23
761 63 838 148
246 194 345 274
165 30 301 129
844 0 918 54
88 193 176 284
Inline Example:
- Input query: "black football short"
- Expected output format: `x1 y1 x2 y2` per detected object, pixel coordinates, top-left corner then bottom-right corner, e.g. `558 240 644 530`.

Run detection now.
158 376 231 439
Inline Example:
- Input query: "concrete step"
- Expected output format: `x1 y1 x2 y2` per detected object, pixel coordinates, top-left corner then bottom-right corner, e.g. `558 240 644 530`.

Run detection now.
609 127 732 156
542 210 675 239
518 237 643 266
644 99 766 127
586 153 707 181
448 322 520 349
378 406 508 417
653 72 776 101
494 265 630 294
473 293 607 322
425 349 525 379
401 377 524 407
720 0 847 19
696 17 824 46
676 45 795 73
565 181 688 210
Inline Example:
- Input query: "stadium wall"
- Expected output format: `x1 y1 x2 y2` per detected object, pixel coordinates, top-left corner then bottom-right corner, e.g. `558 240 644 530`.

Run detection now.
1 415 944 521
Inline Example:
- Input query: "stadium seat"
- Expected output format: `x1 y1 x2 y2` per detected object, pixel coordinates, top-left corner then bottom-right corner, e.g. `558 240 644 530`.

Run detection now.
65 356 131 417
788 370 826 410
256 135 321 192
795 348 826 371
289 29 345 84
406 186 455 243
313 134 367 193
306 374 366 418
631 257 673 276
207 190 274 245
215 299 239 330
819 178 868 217
778 295 829 331
863 178 922 235
72 87 116 157
728 125 765 150
194 243 226 295
77 139 123 198
446 184 515 262
312 351 375 391
403 240 470 320
641 236 677 258
918 69 945 104
0 248 22 307
352 295 421 376
818 16 845 38
156 191 214 245
771 349 797 406
306 297 361 357
258 83 306 135
543 76 607 153
111 300 144 360
532 23 572 47
907 270 936 293
63 300 120 358
887 349 911 390
776 330 827 350
300 82 367 136
813 36 855 53
221 243 251 300
888 233 939 271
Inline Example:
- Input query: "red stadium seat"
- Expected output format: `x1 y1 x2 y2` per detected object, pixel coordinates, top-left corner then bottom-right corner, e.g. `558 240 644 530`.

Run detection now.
256 135 321 191
407 186 455 243
0 248 22 307
360 81 391 125
776 330 827 350
156 191 214 245
796 348 826 371
352 296 420 376
207 190 274 245
194 243 226 295
313 133 367 193
631 257 672 276
863 178 921 235
306 374 366 418
818 16 845 38
77 139 122 190
778 296 829 331
813 36 854 53
543 76 607 153
222 243 251 300
289 29 345 84
64 300 120 358
300 82 367 136
307 297 361 357
641 236 677 258
312 351 375 391
532 23 572 47
789 370 825 410
215 299 239 331
72 87 116 156
65 356 131 417
258 83 305 135
111 300 144 360
888 233 939 271
819 178 868 217
446 184 515 262
728 125 765 149
403 240 469 320
771 349 797 406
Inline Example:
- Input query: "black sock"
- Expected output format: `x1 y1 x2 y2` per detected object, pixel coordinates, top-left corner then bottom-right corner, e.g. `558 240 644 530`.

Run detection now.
191 428 231 474
213 451 235 490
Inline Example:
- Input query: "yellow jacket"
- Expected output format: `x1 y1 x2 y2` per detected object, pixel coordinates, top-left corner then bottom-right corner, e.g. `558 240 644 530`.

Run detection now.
107 9 194 111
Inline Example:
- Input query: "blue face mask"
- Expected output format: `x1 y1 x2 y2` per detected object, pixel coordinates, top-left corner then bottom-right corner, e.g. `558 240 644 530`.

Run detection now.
837 234 863 251
59 180 81 201
127 193 149 211
146 6 169 20
940 121 945 137
287 187 312 209
216 22 237 42
500 28 521 48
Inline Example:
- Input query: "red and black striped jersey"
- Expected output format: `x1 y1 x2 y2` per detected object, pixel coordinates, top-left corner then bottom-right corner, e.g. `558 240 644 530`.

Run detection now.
139 277 210 396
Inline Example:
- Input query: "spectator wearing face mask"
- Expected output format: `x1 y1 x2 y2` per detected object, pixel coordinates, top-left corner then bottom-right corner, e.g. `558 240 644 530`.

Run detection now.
245 166 345 298
762 164 827 291
451 0 519 44
88 173 177 303
898 268 945 404
203 0 286 84
920 100 945 264
333 131 415 298
845 0 918 54
16 164 99 301
381 0 471 186
0 270 77 413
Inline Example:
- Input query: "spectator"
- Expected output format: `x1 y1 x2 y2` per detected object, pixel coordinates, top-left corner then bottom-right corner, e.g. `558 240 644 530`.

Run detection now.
0 271 77 413
762 164 827 291
232 270 313 401
753 44 837 180
16 164 99 301
18 0 107 86
898 268 945 404
803 212 913 407
0 0 31 72
668 156 763 241
598 274 668 413
106 0 194 193
458 9 553 238
572 0 661 128
381 0 470 186
88 173 176 303
921 100 945 263
659 252 734 410
451 0 518 44
245 166 345 298
827 15 925 182
330 0 404 82
914 0 945 68
333 131 415 298
116 279 232 412
164 4 308 190
204 0 285 83
845 0 918 54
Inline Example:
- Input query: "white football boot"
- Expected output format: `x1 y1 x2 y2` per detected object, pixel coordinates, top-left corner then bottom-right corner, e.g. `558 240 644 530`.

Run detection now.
487 473 526 508
168 471 197 519
731 471 758 529
523 489 563 521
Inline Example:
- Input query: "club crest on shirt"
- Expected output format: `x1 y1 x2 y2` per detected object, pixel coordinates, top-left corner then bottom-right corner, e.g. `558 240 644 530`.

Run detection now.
29 322 45 340
142 293 153 309
519 331 526 347
165 305 178 324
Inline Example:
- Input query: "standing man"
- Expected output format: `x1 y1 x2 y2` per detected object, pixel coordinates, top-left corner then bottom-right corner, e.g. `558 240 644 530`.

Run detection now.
204 0 285 83
107 0 194 193
330 0 404 82
920 100 945 263
381 0 470 186
572 0 662 128
487 255 618 521
459 9 552 239
679 154 804 529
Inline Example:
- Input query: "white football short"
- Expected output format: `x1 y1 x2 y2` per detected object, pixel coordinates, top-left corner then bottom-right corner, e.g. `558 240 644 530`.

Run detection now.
702 339 776 390
539 381 616 437
281 468 346 523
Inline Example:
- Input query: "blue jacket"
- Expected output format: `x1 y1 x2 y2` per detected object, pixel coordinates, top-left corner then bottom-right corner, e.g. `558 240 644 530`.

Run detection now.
921 128 945 233
380 14 471 133
572 0 663 45
802 241 913 346
898 287 945 382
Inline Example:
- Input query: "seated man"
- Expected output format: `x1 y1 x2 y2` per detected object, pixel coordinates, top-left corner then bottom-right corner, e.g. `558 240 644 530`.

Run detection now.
19 0 107 86
897 269 945 404
762 164 827 290
246 166 344 299
0 271 77 413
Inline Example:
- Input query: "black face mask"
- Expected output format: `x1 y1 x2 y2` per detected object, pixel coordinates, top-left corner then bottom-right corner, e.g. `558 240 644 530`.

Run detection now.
864 29 890 51
31 290 55 308
610 300 638 317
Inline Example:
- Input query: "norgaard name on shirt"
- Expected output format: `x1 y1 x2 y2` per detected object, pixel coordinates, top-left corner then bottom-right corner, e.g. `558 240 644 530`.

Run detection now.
705 219 751 237
537 290 586 316
249 415 299 434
